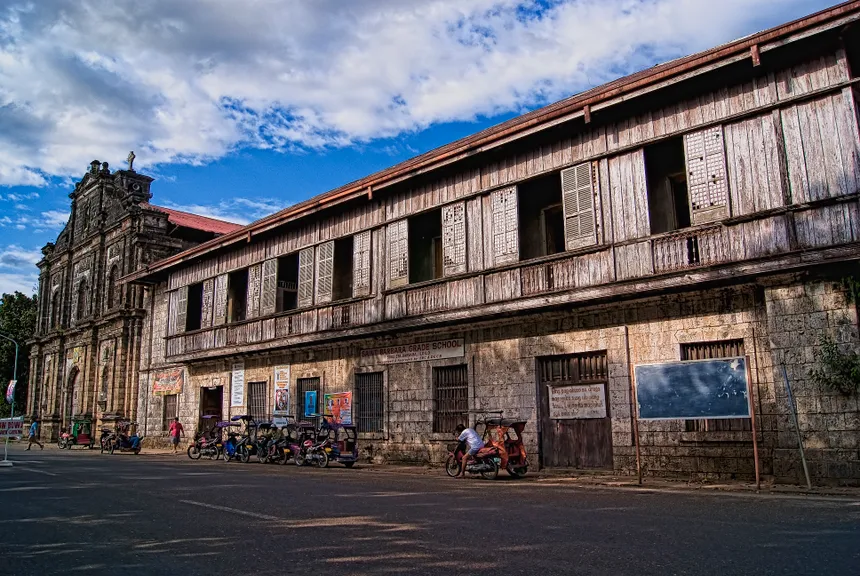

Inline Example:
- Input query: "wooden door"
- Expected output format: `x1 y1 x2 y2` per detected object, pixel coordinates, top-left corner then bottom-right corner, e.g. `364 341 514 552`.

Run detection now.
538 353 613 469
199 386 223 432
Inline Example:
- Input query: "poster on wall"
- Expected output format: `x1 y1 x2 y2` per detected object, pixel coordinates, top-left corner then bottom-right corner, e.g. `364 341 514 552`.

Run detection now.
548 384 607 419
323 392 352 425
360 339 464 365
303 390 317 417
153 368 184 396
230 362 245 407
273 365 290 415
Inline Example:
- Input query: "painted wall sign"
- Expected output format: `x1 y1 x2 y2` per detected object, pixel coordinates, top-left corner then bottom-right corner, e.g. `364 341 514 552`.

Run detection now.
324 392 352 425
153 368 184 396
273 365 290 415
548 384 607 419
304 390 317 417
230 362 245 407
360 339 464 365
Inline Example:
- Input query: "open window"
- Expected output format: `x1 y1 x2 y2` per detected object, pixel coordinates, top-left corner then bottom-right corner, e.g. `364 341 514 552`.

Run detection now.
276 254 299 313
227 269 248 323
75 280 88 321
332 236 354 302
51 290 61 328
185 282 204 331
645 137 691 234
518 172 565 261
646 128 728 233
106 266 119 309
408 208 442 284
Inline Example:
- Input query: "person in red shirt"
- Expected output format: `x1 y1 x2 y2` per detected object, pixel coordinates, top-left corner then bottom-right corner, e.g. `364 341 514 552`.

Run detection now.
168 417 184 454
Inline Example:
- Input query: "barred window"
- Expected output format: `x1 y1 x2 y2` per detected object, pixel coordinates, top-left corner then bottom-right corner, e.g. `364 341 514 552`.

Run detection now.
297 377 321 425
248 381 268 422
681 339 751 432
432 365 468 433
162 394 178 432
356 372 384 433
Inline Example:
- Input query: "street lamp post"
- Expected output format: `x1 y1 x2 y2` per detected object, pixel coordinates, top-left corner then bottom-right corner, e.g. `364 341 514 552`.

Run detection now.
0 333 19 467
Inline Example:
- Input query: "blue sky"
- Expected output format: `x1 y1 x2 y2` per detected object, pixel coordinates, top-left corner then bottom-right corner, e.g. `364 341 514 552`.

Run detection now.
0 0 837 295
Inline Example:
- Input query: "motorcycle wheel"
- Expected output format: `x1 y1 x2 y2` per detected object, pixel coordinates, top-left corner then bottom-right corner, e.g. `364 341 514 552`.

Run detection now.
109 443 115 455
187 445 201 460
480 460 500 481
222 449 231 463
256 449 268 464
237 445 250 464
57 439 65 449
316 451 329 469
280 450 292 465
507 465 528 478
273 447 285 465
444 455 460 478
294 452 305 466
134 448 141 455
207 448 220 461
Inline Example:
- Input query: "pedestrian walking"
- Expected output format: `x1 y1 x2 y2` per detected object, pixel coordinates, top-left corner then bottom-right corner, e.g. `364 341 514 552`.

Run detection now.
168 417 184 454
26 419 44 450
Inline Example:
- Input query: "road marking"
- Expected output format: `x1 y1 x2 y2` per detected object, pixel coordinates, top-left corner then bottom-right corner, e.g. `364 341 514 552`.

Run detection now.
179 500 283 521
18 466 58 477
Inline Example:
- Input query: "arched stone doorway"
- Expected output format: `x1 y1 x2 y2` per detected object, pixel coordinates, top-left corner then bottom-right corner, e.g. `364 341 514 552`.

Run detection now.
64 366 80 431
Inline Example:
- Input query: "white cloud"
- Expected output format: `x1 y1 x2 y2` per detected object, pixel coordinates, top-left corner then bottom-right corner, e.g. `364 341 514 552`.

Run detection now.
0 245 41 296
0 0 832 185
0 208 69 230
161 197 289 225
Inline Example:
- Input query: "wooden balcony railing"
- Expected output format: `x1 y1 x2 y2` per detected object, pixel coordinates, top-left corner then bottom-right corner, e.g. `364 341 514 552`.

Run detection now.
651 225 729 274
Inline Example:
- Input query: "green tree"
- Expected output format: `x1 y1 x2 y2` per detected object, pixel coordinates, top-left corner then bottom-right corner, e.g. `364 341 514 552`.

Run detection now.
0 292 38 418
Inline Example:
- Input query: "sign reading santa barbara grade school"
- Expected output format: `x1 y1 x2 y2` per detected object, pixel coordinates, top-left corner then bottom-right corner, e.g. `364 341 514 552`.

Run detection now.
361 339 464 365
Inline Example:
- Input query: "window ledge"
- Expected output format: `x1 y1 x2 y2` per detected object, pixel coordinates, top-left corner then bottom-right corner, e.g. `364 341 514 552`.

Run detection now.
679 431 753 443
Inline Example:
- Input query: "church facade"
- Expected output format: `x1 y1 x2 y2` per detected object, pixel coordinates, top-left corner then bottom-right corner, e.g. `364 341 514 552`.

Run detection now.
25 158 240 441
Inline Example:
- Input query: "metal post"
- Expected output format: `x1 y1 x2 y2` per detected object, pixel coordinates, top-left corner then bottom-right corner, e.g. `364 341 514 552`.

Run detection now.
781 364 812 489
0 333 19 467
625 326 642 485
745 356 760 491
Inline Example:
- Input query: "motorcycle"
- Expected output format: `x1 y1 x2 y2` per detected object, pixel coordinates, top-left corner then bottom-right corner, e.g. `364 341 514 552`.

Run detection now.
188 416 224 461
253 422 276 463
99 428 114 453
222 429 251 463
294 437 329 468
445 440 502 480
107 420 143 455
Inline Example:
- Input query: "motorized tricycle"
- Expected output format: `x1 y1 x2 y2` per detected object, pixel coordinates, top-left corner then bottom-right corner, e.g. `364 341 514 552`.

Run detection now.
222 415 256 463
320 420 359 468
481 417 530 478
188 416 225 460
294 417 332 468
58 418 95 449
108 420 143 454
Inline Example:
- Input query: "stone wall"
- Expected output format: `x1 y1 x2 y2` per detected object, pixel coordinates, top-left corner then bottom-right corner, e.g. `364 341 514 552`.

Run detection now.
139 275 860 483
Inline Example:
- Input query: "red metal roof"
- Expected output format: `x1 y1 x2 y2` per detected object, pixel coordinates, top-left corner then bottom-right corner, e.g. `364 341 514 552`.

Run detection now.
143 203 243 235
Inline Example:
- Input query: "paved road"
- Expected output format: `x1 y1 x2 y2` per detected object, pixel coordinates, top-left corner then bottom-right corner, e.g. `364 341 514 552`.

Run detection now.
0 445 858 576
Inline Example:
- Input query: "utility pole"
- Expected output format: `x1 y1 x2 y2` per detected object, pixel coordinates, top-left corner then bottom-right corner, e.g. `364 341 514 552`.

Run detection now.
0 332 19 467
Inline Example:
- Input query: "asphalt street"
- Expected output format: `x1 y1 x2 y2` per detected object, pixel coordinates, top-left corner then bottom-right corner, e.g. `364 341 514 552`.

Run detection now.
0 445 858 576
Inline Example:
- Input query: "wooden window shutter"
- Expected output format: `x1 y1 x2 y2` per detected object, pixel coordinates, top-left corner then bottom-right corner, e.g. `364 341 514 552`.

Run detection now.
200 278 215 329
175 285 188 334
315 241 335 304
442 202 467 276
353 230 372 297
387 219 409 288
684 126 729 224
260 259 278 316
491 186 519 265
246 263 262 319
213 273 228 326
167 289 178 335
561 162 598 250
297 247 315 308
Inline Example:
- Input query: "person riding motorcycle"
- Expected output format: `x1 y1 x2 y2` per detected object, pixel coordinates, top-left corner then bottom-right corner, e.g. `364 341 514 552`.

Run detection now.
454 423 484 478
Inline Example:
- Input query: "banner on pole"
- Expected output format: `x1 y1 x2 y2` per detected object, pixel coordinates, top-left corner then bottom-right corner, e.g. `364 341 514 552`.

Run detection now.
5 380 15 404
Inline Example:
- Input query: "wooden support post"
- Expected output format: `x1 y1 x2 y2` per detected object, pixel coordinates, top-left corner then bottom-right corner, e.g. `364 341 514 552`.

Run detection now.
751 44 761 67
625 326 642 485
583 104 592 124
746 355 761 491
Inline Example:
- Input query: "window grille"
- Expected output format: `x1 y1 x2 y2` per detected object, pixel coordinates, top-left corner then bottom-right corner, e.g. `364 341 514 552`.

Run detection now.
539 351 608 384
248 381 268 423
681 339 751 432
432 365 468 433
162 394 178 432
355 372 384 433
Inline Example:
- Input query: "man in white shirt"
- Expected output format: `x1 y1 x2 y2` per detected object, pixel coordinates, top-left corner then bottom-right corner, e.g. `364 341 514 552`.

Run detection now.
454 423 484 478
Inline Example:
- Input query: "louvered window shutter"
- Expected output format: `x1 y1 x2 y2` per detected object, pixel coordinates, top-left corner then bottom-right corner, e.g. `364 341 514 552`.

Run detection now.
561 163 598 250
213 274 228 326
297 247 315 308
442 202 467 276
167 289 178 335
201 278 214 328
491 186 519 265
684 126 729 224
315 241 335 304
387 220 409 288
246 263 262 319
353 230 372 297
175 285 188 334
260 259 278 316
